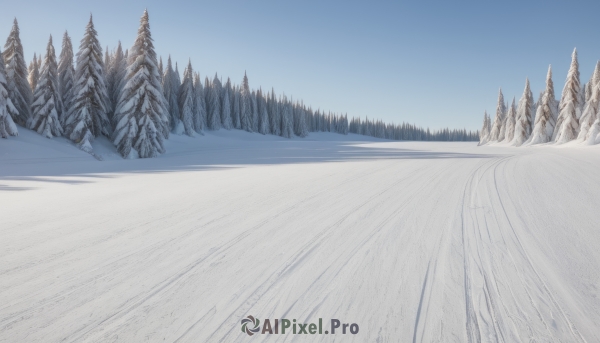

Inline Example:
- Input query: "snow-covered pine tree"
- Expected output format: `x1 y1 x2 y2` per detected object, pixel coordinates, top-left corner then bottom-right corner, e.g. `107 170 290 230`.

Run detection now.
57 31 75 126
3 19 32 126
488 88 505 142
29 36 63 138
162 56 180 133
174 63 181 91
207 73 221 130
511 78 535 146
113 10 169 158
528 66 558 145
232 85 241 129
192 72 206 133
293 102 308 137
502 98 517 142
280 95 293 138
221 84 233 130
257 89 269 134
0 47 19 138
251 91 259 132
106 41 127 124
63 15 111 153
177 60 195 136
553 48 581 144
28 52 40 93
479 111 489 145
269 88 280 136
240 72 252 132
578 61 600 142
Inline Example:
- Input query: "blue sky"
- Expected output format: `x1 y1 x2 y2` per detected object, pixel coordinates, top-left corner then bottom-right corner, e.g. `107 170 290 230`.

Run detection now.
2 0 600 130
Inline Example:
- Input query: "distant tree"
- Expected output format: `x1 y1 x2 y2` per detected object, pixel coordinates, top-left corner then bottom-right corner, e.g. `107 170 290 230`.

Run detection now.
3 19 32 126
29 36 63 138
113 10 169 158
106 41 127 124
57 31 75 126
208 73 221 130
578 61 600 142
502 98 517 142
178 60 195 136
240 72 253 132
63 15 111 153
0 47 19 138
280 96 293 138
553 48 581 143
511 78 534 146
162 56 180 133
221 84 233 130
489 88 505 141
192 72 206 133
528 66 558 144
27 52 40 93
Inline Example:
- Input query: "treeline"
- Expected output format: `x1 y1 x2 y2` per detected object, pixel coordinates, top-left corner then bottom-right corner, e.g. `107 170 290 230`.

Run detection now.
480 48 600 146
0 11 477 160
349 117 479 141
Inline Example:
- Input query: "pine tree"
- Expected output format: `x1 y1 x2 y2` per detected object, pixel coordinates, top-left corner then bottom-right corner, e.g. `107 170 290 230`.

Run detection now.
0 47 18 138
178 60 195 136
489 88 505 141
553 48 581 143
478 112 487 145
192 72 206 133
208 73 221 130
240 72 252 132
251 91 259 131
29 36 63 138
28 52 40 93
528 66 558 145
578 61 600 142
257 90 269 134
113 10 169 158
221 84 233 130
280 96 293 138
3 19 32 126
269 88 280 135
106 41 127 124
157 56 163 84
63 15 111 153
502 98 517 142
57 31 75 126
511 78 534 146
162 56 180 133
232 85 241 129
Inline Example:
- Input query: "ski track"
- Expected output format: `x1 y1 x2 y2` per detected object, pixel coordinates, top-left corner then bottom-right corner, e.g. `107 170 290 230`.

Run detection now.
1 133 600 342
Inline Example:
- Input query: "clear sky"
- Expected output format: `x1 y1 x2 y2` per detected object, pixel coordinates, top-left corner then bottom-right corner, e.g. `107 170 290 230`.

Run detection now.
2 0 600 130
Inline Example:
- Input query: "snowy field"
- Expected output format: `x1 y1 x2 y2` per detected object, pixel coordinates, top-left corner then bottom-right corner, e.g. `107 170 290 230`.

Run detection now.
1 130 600 342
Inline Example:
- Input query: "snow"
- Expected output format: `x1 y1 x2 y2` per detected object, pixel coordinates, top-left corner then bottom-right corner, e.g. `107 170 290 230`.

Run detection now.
1 130 600 342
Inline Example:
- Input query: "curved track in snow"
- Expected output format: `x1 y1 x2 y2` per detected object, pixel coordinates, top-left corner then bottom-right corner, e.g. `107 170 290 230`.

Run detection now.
1 131 600 342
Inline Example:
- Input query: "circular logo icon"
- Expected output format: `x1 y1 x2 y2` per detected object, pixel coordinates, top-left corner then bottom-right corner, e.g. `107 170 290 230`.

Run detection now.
241 315 261 336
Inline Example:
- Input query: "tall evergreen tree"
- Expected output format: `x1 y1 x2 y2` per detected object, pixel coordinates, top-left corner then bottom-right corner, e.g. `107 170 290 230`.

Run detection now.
106 41 127 124
553 48 581 143
240 72 252 132
193 72 206 133
29 36 63 138
257 90 269 134
157 56 163 84
478 111 490 145
528 66 558 145
178 60 195 136
280 96 293 138
0 47 19 138
162 56 180 132
64 15 110 153
251 90 259 131
57 31 75 126
232 85 241 129
511 78 534 146
28 52 40 93
489 88 505 141
207 73 221 130
113 10 169 158
3 19 32 126
578 61 600 142
221 85 233 130
269 88 280 135
501 98 517 142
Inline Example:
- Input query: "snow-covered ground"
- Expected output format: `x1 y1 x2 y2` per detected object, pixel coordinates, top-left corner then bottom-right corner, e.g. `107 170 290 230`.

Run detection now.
1 130 600 342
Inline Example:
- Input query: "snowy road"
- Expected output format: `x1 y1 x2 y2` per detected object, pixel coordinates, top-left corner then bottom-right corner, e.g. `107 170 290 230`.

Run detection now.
1 131 600 342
